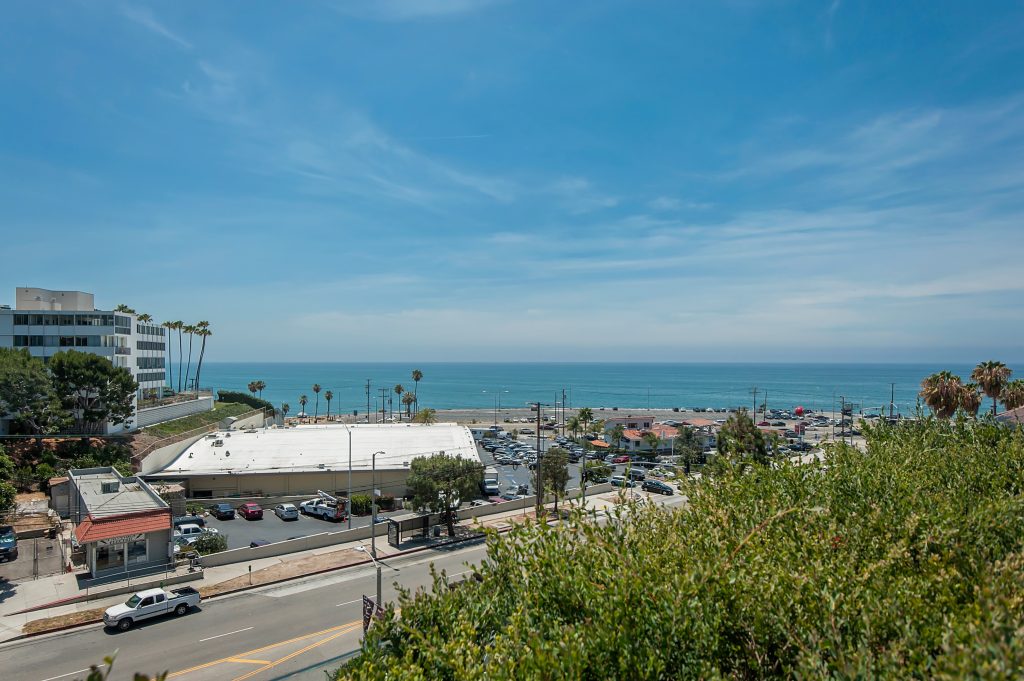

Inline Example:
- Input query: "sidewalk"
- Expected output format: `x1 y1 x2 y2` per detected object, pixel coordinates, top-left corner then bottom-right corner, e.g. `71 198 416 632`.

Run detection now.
0 490 628 642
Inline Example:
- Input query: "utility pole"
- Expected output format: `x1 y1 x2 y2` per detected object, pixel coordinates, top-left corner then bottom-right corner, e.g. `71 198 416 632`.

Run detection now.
533 401 544 517
562 388 567 437
750 387 758 419
365 379 371 424
889 383 895 420
378 387 388 423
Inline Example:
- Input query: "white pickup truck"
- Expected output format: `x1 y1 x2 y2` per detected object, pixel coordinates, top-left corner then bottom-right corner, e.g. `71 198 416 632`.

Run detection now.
299 498 347 521
103 586 201 631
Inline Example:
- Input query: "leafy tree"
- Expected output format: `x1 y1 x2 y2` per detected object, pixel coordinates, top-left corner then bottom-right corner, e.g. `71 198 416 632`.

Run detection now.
920 371 964 418
582 460 612 482
1002 380 1024 410
49 351 137 434
534 447 570 512
0 348 68 434
413 407 437 424
350 494 372 516
717 408 768 467
971 360 1012 416
674 425 702 475
324 390 334 420
610 423 625 451
312 384 321 421
0 481 15 514
192 533 227 555
411 369 423 414
0 445 15 481
340 417 1024 680
36 463 57 490
407 453 482 536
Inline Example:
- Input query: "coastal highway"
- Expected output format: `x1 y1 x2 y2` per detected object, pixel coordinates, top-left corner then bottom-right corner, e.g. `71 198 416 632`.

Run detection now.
0 541 490 681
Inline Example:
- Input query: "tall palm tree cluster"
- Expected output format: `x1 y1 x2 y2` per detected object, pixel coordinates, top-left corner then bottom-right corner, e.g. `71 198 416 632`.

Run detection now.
161 320 212 394
920 360 1024 418
247 380 266 399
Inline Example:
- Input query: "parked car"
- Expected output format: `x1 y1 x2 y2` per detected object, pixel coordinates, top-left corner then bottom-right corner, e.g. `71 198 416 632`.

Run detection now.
612 455 631 464
237 502 264 520
172 515 206 528
641 479 674 495
0 525 18 562
208 503 235 520
273 503 299 520
610 476 635 488
103 587 201 631
173 523 219 545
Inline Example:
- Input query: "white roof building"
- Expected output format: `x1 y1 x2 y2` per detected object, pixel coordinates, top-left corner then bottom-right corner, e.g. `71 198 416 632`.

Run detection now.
147 422 479 478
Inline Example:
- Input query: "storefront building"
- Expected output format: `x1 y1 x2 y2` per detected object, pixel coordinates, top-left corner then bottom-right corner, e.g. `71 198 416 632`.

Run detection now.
68 467 173 578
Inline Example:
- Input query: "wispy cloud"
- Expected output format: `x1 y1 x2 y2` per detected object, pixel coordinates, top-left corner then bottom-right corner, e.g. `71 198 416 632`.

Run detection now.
548 177 619 214
120 5 192 50
329 0 504 21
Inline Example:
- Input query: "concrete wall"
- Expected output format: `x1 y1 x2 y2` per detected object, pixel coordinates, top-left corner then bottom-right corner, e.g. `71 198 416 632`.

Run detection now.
176 469 410 500
140 433 209 475
136 396 214 429
226 411 267 431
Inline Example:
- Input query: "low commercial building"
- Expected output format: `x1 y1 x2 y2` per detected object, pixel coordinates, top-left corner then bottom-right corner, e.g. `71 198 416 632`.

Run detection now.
144 422 480 500
68 467 173 578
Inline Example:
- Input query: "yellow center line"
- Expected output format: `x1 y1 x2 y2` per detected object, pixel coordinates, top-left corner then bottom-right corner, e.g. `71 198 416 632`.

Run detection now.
227 659 273 665
167 620 360 678
230 625 360 681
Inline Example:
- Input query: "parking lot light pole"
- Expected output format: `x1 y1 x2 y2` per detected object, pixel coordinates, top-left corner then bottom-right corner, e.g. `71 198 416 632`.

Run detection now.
371 449 385 604
346 425 353 529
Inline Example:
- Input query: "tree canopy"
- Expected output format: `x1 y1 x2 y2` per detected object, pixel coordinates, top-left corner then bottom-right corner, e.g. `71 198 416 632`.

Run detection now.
48 351 137 434
340 417 1024 679
716 408 769 466
406 453 483 536
533 446 569 512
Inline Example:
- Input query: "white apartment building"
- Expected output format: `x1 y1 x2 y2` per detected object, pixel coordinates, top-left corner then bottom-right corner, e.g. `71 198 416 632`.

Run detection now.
0 287 167 433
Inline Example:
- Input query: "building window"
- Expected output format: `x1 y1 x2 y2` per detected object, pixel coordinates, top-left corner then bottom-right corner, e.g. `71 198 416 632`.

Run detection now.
127 539 148 565
13 314 28 325
137 357 165 370
95 544 124 572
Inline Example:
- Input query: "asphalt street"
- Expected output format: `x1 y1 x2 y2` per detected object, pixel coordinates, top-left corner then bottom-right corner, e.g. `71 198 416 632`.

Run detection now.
0 540 491 681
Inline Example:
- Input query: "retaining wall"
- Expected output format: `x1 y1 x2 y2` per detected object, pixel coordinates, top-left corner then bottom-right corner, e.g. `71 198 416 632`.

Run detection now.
136 396 214 429
140 433 208 475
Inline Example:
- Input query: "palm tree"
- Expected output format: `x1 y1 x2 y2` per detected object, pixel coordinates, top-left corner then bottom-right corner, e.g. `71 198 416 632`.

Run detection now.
192 321 211 392
394 385 404 421
324 390 333 421
137 313 152 323
255 380 266 399
162 321 175 391
920 371 964 418
641 432 662 460
402 392 415 416
1002 380 1024 411
610 424 625 451
248 381 258 398
171 320 184 392
312 384 321 422
299 395 309 421
281 403 290 420
971 361 1013 416
960 383 983 417
566 415 581 440
577 407 594 437
411 369 423 414
114 304 136 314
413 407 436 424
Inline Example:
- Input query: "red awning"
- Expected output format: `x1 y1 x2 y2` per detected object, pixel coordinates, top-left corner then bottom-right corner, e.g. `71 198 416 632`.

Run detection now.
75 511 171 544
589 440 610 448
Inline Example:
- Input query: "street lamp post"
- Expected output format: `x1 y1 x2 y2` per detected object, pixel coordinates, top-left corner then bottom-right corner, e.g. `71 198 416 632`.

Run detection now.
371 450 384 606
345 424 353 529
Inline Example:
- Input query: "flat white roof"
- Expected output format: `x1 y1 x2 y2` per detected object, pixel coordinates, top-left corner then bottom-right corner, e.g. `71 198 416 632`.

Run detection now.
147 422 479 477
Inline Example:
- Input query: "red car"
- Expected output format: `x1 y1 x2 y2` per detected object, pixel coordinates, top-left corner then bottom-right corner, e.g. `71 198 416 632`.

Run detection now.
612 455 631 464
757 421 770 427
238 502 263 520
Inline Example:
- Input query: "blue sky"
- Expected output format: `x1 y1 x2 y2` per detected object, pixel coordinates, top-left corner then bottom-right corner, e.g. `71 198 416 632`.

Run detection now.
3 1 1023 363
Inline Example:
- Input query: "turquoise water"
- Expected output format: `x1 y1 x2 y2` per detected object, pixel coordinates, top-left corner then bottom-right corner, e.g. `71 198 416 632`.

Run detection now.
171 362 982 417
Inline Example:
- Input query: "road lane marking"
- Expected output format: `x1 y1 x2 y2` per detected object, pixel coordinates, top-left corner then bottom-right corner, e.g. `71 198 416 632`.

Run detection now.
230 626 357 681
40 669 91 681
199 626 254 642
335 598 360 606
227 658 272 665
168 621 360 678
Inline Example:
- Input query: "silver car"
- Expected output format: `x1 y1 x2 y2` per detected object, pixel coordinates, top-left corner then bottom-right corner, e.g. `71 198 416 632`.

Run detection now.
274 503 299 520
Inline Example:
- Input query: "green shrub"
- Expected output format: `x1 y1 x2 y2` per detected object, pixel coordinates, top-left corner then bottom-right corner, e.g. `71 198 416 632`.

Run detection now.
186 502 205 515
216 390 276 414
350 494 372 516
192 533 227 555
36 463 57 490
340 418 1024 679
378 494 396 511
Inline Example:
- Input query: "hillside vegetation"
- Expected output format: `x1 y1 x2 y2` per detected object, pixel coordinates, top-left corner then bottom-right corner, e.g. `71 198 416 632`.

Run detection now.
141 401 254 438
341 418 1024 679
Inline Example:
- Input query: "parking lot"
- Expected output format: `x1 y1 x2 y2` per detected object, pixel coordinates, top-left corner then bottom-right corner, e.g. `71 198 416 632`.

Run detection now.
197 507 397 550
0 536 65 583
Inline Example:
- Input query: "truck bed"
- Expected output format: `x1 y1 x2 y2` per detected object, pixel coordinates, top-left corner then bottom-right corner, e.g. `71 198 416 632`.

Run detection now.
171 586 200 598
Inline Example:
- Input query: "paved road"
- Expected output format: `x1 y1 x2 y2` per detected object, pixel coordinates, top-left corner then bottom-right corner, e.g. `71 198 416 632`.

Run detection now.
0 541 491 681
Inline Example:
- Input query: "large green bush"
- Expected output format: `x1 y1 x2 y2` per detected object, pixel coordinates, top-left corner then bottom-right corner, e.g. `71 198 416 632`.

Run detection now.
216 390 276 414
340 419 1024 679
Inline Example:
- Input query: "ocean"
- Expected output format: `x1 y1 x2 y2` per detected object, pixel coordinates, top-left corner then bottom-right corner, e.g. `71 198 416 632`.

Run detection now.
170 362 981 417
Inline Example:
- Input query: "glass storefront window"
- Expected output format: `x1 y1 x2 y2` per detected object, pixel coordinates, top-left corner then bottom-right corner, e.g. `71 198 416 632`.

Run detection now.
127 539 148 565
96 544 124 572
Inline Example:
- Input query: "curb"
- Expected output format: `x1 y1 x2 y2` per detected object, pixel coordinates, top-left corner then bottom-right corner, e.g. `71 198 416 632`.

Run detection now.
10 530 493 642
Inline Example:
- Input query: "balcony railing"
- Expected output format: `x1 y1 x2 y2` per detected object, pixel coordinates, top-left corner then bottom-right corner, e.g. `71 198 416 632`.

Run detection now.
114 347 131 355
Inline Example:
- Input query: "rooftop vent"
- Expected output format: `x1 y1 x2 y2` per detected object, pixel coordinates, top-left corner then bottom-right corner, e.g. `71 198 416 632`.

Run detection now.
101 481 119 494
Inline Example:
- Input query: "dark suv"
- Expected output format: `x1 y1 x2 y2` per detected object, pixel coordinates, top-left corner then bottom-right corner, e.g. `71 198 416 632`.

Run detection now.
208 503 235 520
0 525 18 561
